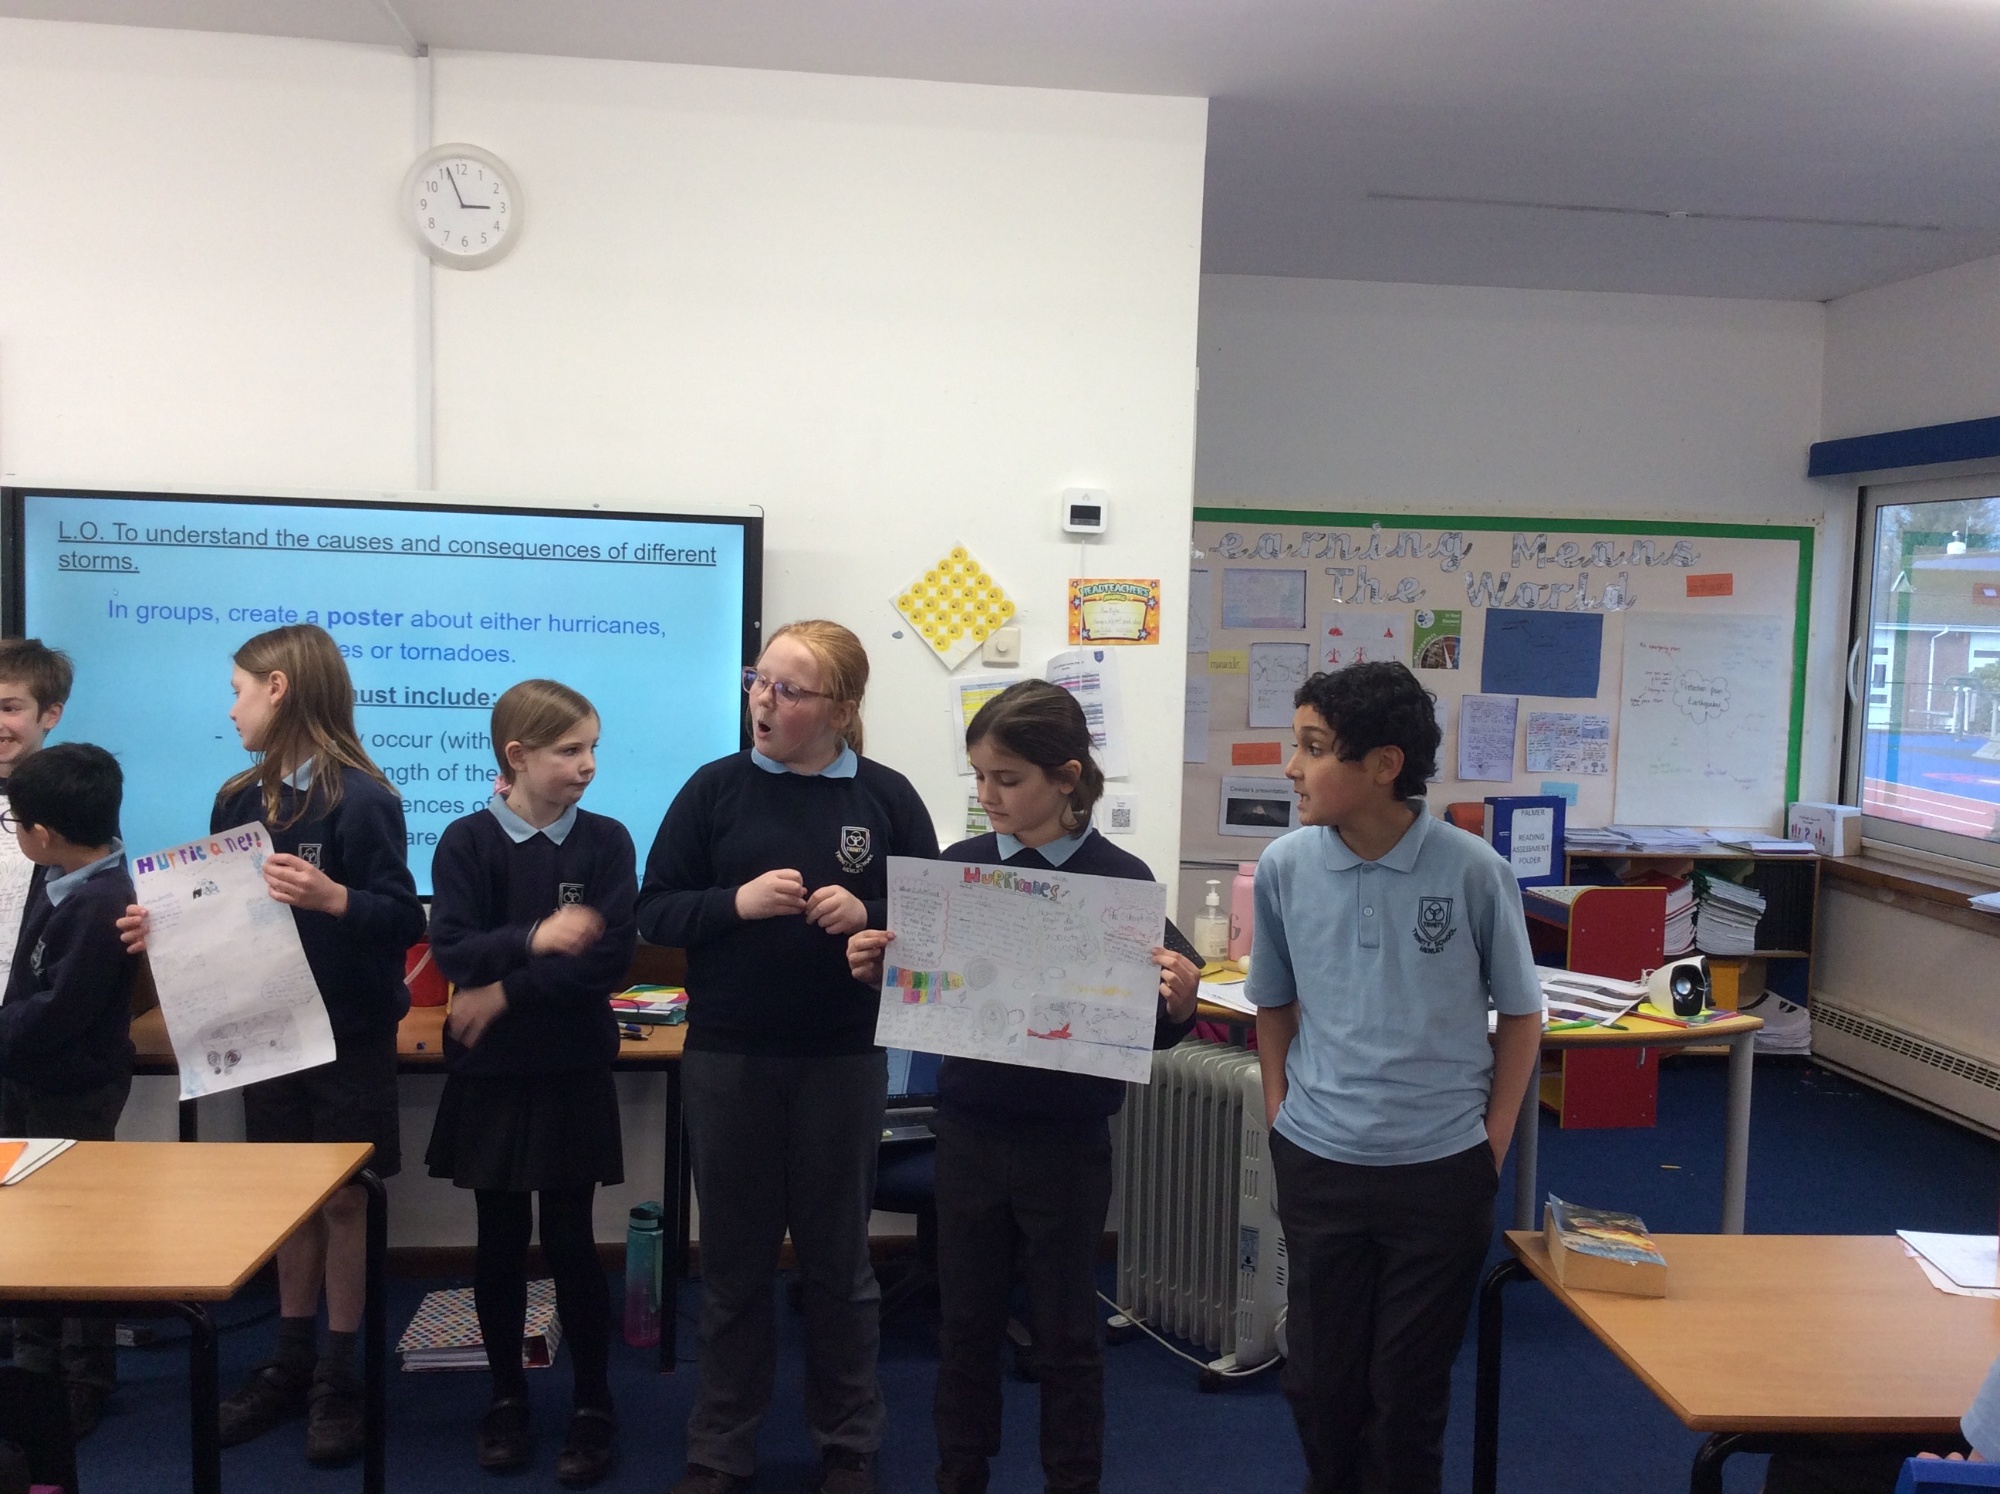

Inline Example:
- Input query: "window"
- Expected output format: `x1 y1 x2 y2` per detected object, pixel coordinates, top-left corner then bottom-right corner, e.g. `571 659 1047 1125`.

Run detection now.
1847 478 2000 869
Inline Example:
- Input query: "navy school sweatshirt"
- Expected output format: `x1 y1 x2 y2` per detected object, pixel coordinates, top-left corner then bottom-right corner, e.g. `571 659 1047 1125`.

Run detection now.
635 750 940 1056
427 801 638 1077
0 855 138 1095
213 765 426 1041
935 830 1198 1144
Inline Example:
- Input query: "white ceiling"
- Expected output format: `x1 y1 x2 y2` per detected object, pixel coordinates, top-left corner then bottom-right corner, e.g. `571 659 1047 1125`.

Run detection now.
9 0 2000 301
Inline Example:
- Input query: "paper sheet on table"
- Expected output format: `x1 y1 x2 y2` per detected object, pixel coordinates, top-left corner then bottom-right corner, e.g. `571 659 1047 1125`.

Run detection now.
1248 642 1311 728
0 830 37 975
1458 695 1519 781
133 822 336 1101
1906 1248 2000 1300
1197 980 1258 1017
1897 1231 2000 1290
873 855 1166 1084
1045 649 1130 779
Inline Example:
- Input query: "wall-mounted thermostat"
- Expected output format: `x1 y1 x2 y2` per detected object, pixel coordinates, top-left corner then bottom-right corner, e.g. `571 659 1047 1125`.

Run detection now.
1061 488 1109 535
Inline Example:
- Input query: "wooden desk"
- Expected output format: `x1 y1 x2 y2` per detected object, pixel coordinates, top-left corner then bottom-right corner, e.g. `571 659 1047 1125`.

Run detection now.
131 1004 692 1373
0 1141 386 1494
1514 1013 1763 1235
1473 1230 2000 1494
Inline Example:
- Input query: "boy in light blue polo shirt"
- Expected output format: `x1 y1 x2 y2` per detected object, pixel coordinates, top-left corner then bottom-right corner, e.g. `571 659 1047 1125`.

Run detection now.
1249 662 1543 1494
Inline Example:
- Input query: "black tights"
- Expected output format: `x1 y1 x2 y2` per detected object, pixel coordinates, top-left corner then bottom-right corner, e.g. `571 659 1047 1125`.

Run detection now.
474 1187 612 1411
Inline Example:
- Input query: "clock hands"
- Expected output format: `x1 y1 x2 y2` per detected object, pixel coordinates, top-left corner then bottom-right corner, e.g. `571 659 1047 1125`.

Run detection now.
445 165 490 212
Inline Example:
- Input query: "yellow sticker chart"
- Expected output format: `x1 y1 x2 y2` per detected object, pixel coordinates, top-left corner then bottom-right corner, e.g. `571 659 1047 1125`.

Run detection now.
895 545 1017 669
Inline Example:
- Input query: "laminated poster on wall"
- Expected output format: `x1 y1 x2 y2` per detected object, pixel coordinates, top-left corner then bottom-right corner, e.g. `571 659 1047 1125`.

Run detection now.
1219 775 1300 838
1457 694 1519 782
1184 678 1211 764
873 855 1167 1084
1068 578 1161 645
1188 569 1212 653
1045 648 1130 778
1319 610 1409 670
947 674 1015 775
1412 609 1463 671
1524 712 1611 776
894 545 1018 670
1248 641 1311 728
1480 609 1604 699
1221 568 1306 631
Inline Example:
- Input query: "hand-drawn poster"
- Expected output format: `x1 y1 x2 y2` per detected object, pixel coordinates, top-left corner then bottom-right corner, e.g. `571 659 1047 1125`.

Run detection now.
1248 641 1311 728
1525 711 1611 775
133 823 336 1101
1319 610 1409 670
873 855 1167 1083
0 833 37 975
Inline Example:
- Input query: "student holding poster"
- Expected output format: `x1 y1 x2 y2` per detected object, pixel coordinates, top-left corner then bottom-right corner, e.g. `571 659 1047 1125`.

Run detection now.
849 680 1200 1494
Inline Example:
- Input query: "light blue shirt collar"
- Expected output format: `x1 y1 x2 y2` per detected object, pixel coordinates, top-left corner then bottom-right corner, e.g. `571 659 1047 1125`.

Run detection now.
750 744 859 779
1319 799 1432 873
997 826 1091 866
486 793 577 846
46 840 125 907
283 758 313 791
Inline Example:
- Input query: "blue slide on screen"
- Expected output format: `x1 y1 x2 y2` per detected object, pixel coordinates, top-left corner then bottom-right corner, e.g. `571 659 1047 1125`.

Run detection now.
13 492 757 894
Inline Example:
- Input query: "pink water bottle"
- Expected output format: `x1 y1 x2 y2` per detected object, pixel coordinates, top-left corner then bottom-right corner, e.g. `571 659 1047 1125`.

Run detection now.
1228 861 1258 961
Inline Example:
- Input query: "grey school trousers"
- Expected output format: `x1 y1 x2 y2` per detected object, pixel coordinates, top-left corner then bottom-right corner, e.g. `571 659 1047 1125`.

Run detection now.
682 1048 888 1477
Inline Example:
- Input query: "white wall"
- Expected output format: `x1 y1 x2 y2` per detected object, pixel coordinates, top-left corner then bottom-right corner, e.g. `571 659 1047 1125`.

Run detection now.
2 18 1208 1244
1191 274 1846 827
1823 252 2000 440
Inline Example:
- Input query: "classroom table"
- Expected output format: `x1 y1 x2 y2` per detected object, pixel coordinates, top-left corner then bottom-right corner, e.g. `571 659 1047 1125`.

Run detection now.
0 1141 386 1494
1472 1229 2000 1494
130 1004 693 1372
1516 1012 1763 1234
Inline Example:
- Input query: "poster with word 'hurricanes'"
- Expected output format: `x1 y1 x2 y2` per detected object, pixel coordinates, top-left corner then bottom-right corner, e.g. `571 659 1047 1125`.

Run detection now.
873 856 1166 1084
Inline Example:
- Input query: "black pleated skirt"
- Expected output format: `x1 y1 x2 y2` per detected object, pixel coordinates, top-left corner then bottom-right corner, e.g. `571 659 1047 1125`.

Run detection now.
424 1069 625 1192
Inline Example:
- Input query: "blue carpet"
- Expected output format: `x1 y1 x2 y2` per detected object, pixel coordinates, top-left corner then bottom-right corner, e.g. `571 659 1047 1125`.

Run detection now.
71 1058 2000 1493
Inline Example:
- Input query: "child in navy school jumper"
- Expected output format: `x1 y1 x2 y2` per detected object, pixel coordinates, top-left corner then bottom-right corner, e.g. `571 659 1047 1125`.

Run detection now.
639 620 939 1494
0 743 136 1438
121 624 425 1468
424 679 636 1489
1248 663 1543 1494
0 640 75 978
848 679 1202 1494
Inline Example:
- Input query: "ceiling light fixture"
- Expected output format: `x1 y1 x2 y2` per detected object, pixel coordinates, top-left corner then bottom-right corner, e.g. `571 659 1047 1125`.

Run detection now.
1365 191 1958 234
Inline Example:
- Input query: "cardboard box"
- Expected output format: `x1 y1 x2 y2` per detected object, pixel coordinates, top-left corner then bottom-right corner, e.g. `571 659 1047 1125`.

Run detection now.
1788 801 1862 858
1544 1211 1669 1297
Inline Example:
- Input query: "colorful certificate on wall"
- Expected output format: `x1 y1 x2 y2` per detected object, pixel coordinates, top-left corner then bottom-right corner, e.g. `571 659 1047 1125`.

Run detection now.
1068 578 1161 645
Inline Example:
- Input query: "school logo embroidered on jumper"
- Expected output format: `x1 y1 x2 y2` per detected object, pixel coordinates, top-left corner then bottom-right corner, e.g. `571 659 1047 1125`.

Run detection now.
837 825 873 874
558 883 585 906
297 843 323 870
28 938 44 977
1414 896 1456 954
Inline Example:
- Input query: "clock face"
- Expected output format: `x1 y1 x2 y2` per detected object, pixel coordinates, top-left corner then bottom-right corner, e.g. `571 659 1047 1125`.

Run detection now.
406 147 519 268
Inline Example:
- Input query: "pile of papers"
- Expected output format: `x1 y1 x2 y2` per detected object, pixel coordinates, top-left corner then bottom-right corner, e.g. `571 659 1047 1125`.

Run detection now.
1694 876 1766 956
1564 826 1717 855
1538 970 1647 1026
1898 1231 2000 1299
1711 834 1818 855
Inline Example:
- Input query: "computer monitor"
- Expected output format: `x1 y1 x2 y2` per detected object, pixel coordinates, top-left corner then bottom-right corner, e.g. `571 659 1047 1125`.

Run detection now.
885 1048 941 1107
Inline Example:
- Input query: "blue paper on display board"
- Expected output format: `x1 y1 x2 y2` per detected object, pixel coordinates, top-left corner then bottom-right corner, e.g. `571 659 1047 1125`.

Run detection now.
1479 609 1603 698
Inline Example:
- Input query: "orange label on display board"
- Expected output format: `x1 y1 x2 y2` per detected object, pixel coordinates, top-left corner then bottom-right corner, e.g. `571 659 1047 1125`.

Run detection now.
1685 573 1734 598
1231 741 1284 766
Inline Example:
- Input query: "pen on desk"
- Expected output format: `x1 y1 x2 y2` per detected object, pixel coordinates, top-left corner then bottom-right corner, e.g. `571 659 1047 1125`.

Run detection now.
620 1023 648 1041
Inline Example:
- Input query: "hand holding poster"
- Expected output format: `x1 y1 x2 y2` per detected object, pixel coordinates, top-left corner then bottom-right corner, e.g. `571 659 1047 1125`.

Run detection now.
133 822 336 1101
872 856 1166 1084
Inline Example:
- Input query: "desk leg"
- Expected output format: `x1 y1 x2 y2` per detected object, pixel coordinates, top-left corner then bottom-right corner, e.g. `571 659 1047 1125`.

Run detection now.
1511 1063 1540 1232
178 1097 198 1142
358 1168 389 1494
661 1060 688 1374
1721 1032 1755 1234
1472 1256 1531 1494
1690 1433 1746 1494
167 1302 220 1494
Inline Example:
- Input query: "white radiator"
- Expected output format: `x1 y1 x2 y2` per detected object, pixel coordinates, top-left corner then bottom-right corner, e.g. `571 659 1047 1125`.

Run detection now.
1115 1040 1285 1370
1811 996 2000 1138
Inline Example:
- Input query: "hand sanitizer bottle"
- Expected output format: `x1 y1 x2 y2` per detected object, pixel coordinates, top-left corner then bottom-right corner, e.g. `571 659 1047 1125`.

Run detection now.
1194 880 1230 961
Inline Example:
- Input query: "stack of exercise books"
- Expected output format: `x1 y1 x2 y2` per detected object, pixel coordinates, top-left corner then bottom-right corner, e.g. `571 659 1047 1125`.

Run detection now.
1693 874 1767 955
398 1279 563 1372
1624 870 1695 956
608 986 688 1025
1565 825 1717 855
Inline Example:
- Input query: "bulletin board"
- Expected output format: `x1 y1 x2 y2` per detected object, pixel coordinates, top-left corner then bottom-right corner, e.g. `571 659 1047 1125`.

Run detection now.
1181 508 1815 862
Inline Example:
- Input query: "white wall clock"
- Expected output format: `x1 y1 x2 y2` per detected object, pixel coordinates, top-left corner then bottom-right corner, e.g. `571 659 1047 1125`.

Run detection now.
402 143 521 269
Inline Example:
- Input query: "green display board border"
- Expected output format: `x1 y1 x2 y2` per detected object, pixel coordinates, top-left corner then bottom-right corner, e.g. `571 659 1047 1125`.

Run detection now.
1192 506 1816 807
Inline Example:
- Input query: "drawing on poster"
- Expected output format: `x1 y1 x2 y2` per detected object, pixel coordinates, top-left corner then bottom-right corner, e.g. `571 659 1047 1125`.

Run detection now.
1248 641 1311 728
1457 695 1519 782
874 857 1167 1083
1525 712 1611 776
1222 568 1307 630
1319 611 1409 670
1188 569 1212 653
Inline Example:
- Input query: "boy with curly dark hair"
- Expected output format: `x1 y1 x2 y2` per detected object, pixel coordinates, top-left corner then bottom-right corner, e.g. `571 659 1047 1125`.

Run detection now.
1248 661 1543 1494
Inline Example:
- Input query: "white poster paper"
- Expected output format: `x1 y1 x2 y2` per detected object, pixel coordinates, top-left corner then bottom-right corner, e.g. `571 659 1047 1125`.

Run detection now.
1219 775 1300 838
133 823 337 1101
1188 569 1212 653
873 856 1167 1083
1457 695 1520 782
1615 614 1792 829
1184 678 1211 764
1525 712 1611 776
948 674 1015 775
1248 642 1311 729
1045 649 1130 779
1221 569 1307 631
1319 610 1410 670
0 833 37 976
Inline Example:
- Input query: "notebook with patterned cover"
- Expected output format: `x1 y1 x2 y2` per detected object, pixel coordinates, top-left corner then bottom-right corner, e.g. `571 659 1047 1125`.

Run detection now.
397 1279 563 1370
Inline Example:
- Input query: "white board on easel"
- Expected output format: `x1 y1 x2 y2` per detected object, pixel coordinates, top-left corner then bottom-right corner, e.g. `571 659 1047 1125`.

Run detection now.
1613 613 1792 829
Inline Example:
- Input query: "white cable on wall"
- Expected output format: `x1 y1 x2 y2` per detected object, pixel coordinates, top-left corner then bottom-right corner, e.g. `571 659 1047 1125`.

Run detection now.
412 46 435 490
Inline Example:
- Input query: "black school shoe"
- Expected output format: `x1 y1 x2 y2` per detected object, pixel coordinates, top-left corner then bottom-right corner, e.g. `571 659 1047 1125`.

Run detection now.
66 1382 110 1441
304 1360 364 1466
477 1398 532 1474
815 1448 876 1494
554 1408 617 1488
217 1359 312 1447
